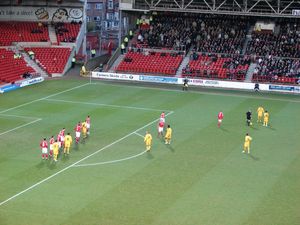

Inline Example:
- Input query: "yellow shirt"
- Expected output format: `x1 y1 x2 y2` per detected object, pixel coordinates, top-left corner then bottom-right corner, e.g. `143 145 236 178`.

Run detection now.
165 128 172 138
244 135 252 145
264 112 269 120
82 122 87 132
257 107 264 115
144 133 152 143
53 142 59 154
65 135 72 145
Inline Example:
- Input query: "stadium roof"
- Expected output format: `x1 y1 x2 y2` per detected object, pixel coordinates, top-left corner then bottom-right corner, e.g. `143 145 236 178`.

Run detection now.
0 0 84 6
131 0 300 18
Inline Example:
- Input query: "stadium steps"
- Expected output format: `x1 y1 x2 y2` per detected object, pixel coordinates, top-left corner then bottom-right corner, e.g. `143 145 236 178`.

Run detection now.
245 62 257 82
19 50 49 78
108 54 125 72
48 25 58 45
242 35 251 55
176 53 190 77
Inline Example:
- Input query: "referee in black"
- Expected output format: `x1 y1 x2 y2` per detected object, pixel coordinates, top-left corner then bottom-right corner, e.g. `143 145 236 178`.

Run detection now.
246 110 252 126
182 77 189 91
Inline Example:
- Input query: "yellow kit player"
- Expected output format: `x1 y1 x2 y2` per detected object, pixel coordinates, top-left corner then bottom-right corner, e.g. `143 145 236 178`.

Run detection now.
53 140 60 162
243 133 252 154
64 132 73 155
165 125 172 144
144 131 152 152
82 121 87 139
257 106 264 123
263 110 269 127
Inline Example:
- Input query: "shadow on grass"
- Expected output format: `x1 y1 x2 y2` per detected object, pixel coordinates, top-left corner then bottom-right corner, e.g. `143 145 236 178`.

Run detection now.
166 144 175 152
220 127 229 132
248 154 259 161
269 125 276 131
146 152 154 159
61 154 70 162
47 161 57 170
36 161 45 169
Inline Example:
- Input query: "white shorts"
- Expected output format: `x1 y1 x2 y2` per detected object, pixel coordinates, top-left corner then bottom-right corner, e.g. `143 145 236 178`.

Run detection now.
218 119 222 123
158 127 164 133
42 147 48 154
86 123 90 129
58 142 61 148
60 136 64 142
76 131 81 138
50 144 53 151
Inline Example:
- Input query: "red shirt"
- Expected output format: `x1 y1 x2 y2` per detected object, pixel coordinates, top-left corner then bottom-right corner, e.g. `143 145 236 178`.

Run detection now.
49 137 54 145
86 117 90 124
40 140 48 148
60 129 65 137
218 112 224 120
75 124 81 132
158 121 164 128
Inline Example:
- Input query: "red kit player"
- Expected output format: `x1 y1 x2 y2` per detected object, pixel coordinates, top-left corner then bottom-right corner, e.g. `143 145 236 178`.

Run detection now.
218 111 224 128
157 120 165 138
40 138 48 160
74 122 81 144
160 112 165 123
49 136 54 158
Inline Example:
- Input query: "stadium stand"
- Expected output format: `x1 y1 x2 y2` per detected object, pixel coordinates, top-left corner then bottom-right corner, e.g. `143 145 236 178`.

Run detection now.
252 57 300 84
54 22 81 43
116 51 183 75
0 22 49 46
24 47 72 74
0 48 35 83
246 21 300 58
182 54 250 80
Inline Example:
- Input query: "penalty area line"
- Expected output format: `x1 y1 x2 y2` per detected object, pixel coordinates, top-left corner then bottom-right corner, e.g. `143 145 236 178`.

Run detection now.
45 98 170 112
0 118 42 136
72 150 148 167
0 111 174 207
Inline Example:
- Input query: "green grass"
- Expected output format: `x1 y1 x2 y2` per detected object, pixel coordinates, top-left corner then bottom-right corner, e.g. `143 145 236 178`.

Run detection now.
0 79 299 225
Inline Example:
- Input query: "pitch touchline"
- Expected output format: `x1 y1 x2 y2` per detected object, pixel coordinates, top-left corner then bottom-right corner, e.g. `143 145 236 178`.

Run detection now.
90 82 300 103
0 118 42 136
45 98 169 112
0 111 174 207
0 83 90 114
73 132 146 167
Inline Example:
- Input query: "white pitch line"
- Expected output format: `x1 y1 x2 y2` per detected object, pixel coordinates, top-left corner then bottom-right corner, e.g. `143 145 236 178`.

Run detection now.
0 113 41 120
0 83 90 114
0 118 42 136
134 132 145 138
45 98 169 112
72 150 148 167
0 111 174 207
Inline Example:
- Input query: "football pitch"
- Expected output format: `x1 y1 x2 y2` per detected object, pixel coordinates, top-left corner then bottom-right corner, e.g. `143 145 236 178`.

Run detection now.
0 79 299 225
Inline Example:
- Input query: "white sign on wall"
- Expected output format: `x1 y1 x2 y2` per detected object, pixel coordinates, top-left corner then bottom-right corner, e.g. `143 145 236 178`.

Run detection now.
0 7 83 22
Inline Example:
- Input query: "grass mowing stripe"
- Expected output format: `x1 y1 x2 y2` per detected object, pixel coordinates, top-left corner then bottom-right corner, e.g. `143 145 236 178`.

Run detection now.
90 81 300 103
0 83 90 114
0 111 173 207
45 98 170 112
0 118 42 136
